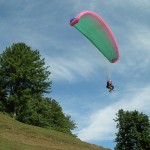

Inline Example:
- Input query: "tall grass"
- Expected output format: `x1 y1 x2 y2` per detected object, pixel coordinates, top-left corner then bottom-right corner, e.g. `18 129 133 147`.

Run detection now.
0 113 111 150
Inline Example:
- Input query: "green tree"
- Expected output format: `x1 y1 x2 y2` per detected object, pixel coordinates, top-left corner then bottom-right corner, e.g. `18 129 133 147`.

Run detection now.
46 98 77 134
0 43 77 135
114 109 150 150
0 75 7 111
0 43 51 116
17 97 76 135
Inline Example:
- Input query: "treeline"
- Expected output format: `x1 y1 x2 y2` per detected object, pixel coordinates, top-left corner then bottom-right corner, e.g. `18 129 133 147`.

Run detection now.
0 43 76 135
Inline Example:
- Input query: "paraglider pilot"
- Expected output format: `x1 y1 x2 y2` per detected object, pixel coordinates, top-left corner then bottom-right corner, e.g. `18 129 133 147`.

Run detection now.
106 80 114 92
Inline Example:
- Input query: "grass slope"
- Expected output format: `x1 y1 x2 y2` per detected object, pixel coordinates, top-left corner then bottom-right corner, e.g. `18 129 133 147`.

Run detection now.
0 113 111 150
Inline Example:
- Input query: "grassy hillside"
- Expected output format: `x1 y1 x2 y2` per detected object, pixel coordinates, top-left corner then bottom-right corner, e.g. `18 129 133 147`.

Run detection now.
0 113 111 150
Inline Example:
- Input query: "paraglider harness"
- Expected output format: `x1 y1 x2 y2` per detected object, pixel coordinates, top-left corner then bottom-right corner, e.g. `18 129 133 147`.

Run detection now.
106 80 114 93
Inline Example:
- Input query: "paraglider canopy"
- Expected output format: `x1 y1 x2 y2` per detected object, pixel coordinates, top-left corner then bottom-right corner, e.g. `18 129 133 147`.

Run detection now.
70 11 119 63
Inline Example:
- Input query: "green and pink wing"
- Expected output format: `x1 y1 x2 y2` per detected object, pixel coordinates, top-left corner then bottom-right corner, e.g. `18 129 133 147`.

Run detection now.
70 11 119 63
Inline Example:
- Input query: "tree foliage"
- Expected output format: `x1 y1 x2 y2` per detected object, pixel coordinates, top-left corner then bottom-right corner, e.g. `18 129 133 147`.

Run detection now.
114 109 150 150
0 43 51 114
0 43 76 135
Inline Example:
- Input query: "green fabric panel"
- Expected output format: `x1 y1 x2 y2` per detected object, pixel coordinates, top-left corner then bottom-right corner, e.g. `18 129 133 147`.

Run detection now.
74 15 117 62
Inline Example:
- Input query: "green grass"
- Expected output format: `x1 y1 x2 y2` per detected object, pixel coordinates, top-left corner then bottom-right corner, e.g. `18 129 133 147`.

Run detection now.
0 113 111 150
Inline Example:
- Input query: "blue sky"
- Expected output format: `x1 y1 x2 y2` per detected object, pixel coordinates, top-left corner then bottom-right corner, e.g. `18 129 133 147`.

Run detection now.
1 0 150 149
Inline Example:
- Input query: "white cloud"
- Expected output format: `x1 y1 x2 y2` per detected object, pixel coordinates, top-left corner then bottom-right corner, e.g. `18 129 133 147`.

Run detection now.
113 20 150 77
45 52 101 82
77 85 150 141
